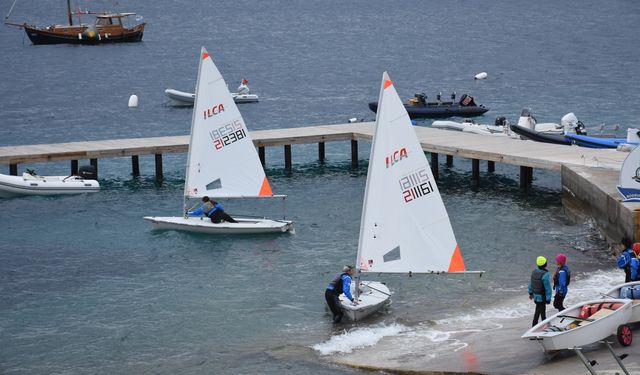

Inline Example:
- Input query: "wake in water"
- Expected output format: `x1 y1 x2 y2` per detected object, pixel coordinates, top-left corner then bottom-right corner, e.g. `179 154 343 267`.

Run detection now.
311 268 625 357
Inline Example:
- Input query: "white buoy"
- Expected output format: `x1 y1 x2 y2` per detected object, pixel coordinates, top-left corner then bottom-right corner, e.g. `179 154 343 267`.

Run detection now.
128 94 139 108
474 72 488 80
348 117 358 123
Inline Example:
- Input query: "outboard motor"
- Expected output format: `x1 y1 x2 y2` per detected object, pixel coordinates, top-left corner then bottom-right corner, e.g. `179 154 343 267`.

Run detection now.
517 108 536 130
494 116 507 126
459 94 476 106
78 165 97 180
560 112 584 134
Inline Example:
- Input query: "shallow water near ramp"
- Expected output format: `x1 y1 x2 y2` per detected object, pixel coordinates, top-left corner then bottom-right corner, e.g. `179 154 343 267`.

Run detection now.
1 0 639 373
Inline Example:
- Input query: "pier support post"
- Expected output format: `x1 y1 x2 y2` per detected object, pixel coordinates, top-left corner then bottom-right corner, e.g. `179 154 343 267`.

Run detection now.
318 142 325 163
488 161 495 173
154 154 163 181
520 166 533 191
90 159 98 179
9 164 17 176
284 145 292 171
258 147 265 166
71 160 78 175
131 155 140 177
472 159 480 185
446 155 453 167
351 140 358 168
430 153 439 180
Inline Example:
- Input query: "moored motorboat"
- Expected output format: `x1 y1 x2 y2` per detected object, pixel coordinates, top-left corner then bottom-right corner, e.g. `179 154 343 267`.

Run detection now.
509 109 585 145
432 116 516 137
5 1 145 45
368 92 489 119
521 298 632 352
564 128 639 149
0 168 99 198
165 79 259 107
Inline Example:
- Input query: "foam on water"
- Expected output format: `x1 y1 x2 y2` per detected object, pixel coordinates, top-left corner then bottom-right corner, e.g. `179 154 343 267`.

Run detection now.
314 269 626 358
312 323 408 355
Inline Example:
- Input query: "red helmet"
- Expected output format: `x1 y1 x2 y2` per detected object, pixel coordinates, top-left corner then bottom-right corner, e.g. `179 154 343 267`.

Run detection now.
555 253 567 265
633 243 640 254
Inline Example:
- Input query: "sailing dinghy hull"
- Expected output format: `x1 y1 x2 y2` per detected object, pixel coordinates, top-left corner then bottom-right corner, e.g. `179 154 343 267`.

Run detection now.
143 216 293 234
339 281 390 322
521 298 632 352
605 282 640 323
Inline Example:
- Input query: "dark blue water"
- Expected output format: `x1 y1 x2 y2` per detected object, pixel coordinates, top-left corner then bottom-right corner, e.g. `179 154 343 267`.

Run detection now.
1 0 639 374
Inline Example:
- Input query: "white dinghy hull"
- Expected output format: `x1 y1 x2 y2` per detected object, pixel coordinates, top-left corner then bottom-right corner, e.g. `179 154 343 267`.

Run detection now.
521 298 632 352
605 281 640 323
143 216 293 234
0 173 99 198
339 281 390 322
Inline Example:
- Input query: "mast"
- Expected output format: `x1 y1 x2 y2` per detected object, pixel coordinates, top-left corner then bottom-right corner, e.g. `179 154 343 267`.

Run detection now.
66 0 73 26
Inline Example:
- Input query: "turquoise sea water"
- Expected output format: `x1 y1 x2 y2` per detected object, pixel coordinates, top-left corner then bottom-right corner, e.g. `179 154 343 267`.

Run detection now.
1 0 639 373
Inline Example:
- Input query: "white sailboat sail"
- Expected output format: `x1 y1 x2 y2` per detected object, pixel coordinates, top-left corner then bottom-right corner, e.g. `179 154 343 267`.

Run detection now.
356 72 465 274
185 47 272 199
616 145 640 202
143 47 293 235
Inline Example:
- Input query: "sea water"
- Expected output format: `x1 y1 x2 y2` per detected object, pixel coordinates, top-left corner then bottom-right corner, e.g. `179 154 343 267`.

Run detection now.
1 0 639 374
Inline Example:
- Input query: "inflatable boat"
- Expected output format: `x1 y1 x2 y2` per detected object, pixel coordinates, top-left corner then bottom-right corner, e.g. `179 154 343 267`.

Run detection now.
368 92 488 119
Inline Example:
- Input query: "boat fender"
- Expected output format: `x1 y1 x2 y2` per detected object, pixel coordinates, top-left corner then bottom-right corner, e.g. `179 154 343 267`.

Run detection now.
128 94 139 108
83 25 98 39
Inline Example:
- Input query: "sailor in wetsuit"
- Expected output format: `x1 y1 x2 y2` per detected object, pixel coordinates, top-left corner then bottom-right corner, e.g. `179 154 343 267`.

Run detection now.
187 196 238 223
325 265 358 323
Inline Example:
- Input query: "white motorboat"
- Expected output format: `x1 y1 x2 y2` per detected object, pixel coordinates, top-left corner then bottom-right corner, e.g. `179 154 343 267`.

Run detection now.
165 79 259 107
521 299 633 352
605 281 640 323
0 169 99 198
432 117 515 137
144 47 293 235
336 72 482 322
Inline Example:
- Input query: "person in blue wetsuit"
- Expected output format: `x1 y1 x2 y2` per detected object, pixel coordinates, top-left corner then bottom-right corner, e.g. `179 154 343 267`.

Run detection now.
187 196 237 223
528 256 552 327
552 253 570 312
325 265 358 323
630 243 640 281
617 237 635 282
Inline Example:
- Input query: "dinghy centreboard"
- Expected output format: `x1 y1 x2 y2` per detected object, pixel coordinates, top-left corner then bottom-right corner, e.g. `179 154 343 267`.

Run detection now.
144 47 293 234
616 144 640 202
338 72 482 322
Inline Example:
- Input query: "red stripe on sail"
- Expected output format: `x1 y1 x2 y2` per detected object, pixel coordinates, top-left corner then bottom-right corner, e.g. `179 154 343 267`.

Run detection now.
447 244 466 272
259 177 273 196
384 79 392 89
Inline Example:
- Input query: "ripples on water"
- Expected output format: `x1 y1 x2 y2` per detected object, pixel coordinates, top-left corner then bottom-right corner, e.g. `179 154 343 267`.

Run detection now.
1 0 638 373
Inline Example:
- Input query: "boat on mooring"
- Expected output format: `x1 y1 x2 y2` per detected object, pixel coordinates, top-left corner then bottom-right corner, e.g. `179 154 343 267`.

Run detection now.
368 92 489 119
338 72 482 322
0 167 99 198
164 82 259 107
4 0 145 45
144 47 293 235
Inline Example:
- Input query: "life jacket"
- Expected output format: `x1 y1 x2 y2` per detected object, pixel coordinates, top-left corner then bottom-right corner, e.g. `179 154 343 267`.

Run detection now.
328 272 349 294
618 249 634 270
553 265 571 286
203 202 221 217
531 268 548 296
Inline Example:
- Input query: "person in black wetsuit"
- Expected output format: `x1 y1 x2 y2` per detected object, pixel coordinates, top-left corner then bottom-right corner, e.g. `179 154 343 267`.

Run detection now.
325 265 358 323
187 196 238 223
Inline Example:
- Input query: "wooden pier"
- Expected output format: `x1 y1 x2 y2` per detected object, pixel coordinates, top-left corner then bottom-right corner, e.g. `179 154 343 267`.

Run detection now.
0 122 627 187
